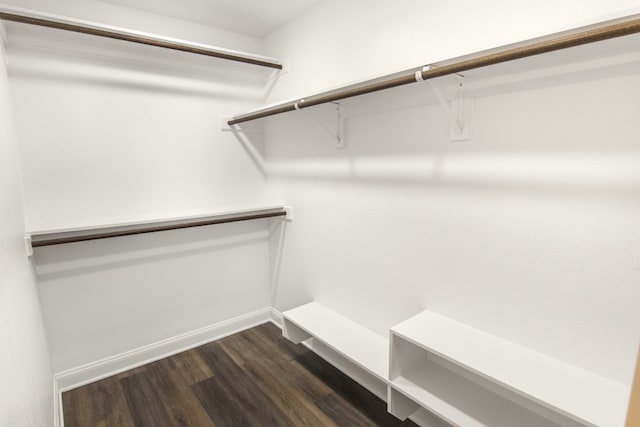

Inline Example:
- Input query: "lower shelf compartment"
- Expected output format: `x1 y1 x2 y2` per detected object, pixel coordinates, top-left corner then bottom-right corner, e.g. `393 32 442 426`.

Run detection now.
389 357 568 427
389 310 629 427
282 302 389 382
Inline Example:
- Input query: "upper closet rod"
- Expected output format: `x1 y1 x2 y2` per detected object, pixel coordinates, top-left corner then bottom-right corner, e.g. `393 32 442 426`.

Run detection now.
228 13 640 125
0 5 283 69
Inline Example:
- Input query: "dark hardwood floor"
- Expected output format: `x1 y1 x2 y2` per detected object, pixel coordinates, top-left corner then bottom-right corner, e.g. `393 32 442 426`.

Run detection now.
62 322 419 427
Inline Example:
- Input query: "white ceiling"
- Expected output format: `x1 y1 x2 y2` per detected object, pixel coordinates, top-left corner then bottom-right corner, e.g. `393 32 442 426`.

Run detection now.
102 0 321 38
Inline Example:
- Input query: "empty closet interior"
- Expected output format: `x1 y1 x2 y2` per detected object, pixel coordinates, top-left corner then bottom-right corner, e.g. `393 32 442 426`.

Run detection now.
1 1 639 426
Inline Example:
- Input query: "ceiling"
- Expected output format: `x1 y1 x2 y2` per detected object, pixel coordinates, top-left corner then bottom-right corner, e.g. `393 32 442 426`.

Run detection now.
101 0 321 38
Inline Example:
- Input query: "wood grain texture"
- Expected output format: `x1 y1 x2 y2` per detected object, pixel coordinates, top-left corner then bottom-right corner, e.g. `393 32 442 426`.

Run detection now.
119 372 173 427
62 322 417 427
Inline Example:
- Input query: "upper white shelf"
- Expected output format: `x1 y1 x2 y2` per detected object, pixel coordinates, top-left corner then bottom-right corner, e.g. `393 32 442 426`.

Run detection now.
0 4 282 69
391 310 631 427
228 12 640 126
282 302 389 382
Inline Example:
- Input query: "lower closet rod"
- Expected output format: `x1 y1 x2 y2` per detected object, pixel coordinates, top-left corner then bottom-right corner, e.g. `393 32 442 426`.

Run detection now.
30 211 287 248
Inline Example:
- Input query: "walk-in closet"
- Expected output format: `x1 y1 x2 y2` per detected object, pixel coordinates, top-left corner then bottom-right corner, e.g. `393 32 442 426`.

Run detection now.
1 1 639 426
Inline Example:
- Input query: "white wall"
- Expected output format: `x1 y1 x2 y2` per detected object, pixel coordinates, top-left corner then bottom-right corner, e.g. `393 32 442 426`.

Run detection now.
0 23 53 427
265 0 640 101
264 0 640 390
35 220 272 373
5 1 276 374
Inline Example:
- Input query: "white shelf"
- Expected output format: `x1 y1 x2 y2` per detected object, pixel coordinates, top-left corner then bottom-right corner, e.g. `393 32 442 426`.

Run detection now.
24 204 290 256
26 204 287 236
390 310 631 427
282 302 389 382
391 357 556 427
0 5 282 69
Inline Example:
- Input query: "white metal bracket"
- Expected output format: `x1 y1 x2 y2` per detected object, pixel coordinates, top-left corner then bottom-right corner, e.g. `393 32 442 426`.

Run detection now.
283 206 294 221
25 234 33 257
307 101 345 149
220 115 233 131
423 67 472 141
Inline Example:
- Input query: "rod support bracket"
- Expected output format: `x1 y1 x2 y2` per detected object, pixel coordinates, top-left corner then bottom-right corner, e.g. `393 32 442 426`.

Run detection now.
335 102 345 149
429 74 473 141
25 234 33 257
283 206 294 221
306 102 346 149
220 115 233 131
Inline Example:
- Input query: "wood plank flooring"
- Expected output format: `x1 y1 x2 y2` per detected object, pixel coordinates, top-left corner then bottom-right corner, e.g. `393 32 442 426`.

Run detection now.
62 323 419 427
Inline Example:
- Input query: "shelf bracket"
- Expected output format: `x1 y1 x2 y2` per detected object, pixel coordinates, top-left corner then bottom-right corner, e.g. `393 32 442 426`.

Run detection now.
283 206 294 221
220 115 233 131
305 101 345 149
421 66 472 141
25 234 33 257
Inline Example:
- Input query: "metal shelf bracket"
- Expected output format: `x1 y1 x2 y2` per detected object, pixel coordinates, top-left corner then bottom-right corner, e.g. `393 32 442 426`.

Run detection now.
25 234 33 257
306 101 345 149
424 67 473 141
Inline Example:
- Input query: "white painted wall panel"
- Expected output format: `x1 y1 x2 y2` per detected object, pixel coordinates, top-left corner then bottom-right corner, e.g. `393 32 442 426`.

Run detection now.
7 33 270 231
264 0 640 388
35 220 271 372
0 25 53 427
5 3 274 376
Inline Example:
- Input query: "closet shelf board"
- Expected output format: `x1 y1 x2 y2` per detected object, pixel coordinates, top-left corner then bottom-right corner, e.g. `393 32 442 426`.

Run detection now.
282 302 389 381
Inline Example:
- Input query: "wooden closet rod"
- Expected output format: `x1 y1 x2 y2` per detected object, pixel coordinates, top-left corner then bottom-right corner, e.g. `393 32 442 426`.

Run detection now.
228 14 640 125
30 210 287 248
0 6 283 69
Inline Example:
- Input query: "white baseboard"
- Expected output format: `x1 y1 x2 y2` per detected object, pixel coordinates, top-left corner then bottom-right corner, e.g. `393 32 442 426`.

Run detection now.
269 306 283 327
55 307 273 392
53 377 63 427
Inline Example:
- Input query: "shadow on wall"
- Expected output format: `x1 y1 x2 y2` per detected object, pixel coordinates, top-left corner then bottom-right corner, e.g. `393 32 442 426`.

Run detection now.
227 63 640 201
232 105 640 202
7 55 266 101
265 152 640 200
32 219 271 281
268 217 287 307
231 123 267 178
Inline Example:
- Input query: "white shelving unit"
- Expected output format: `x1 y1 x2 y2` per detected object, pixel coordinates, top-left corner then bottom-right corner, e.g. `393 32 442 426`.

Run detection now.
282 302 389 382
282 303 632 426
389 310 631 427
